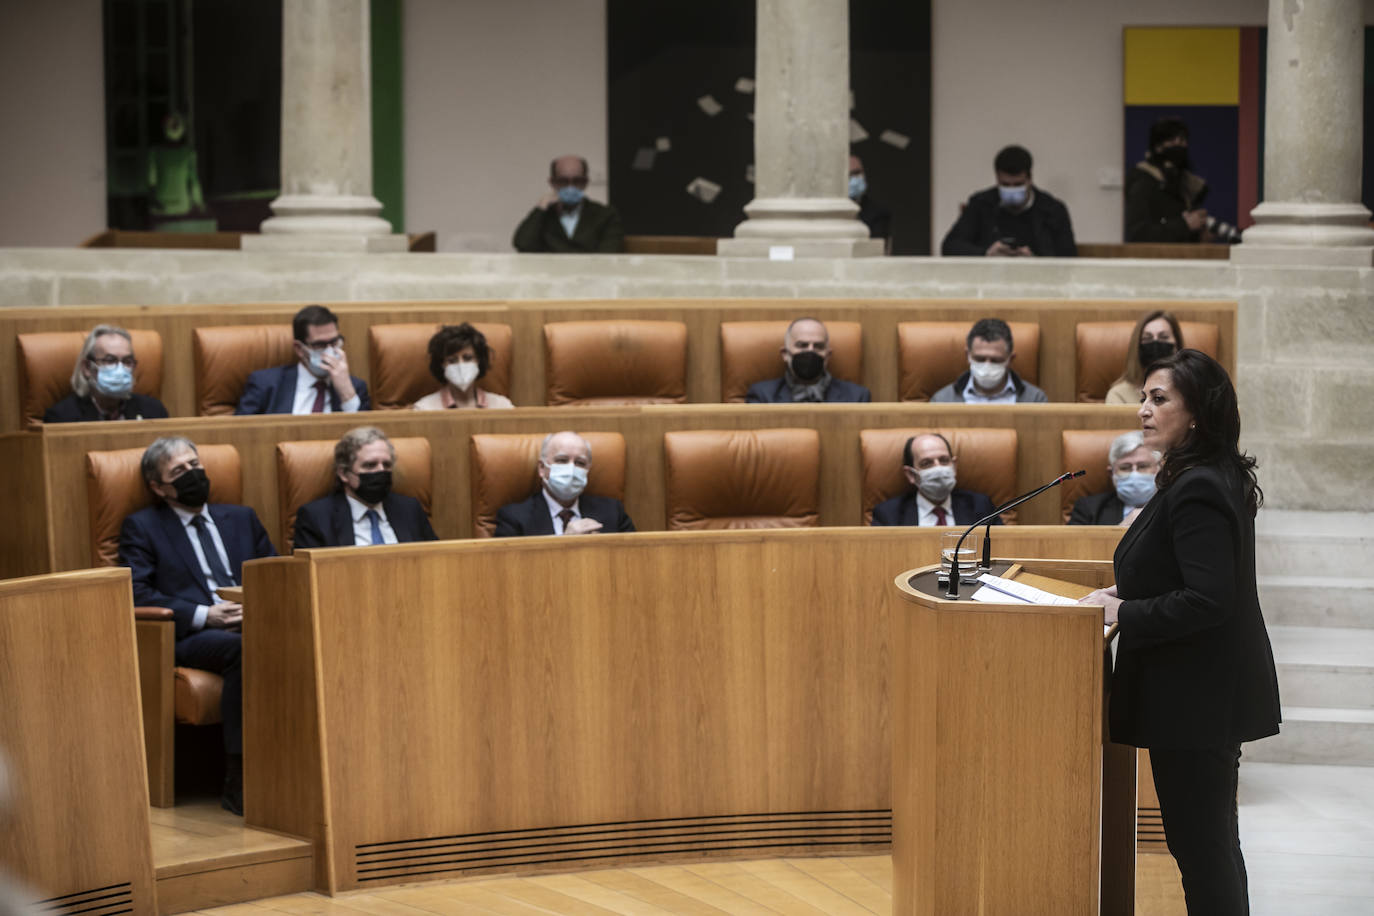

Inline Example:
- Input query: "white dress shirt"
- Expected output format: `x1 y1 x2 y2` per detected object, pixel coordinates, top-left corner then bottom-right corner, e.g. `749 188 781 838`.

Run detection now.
346 493 397 546
960 371 1018 405
292 362 361 414
559 206 582 239
915 491 957 526
541 488 582 535
170 504 234 632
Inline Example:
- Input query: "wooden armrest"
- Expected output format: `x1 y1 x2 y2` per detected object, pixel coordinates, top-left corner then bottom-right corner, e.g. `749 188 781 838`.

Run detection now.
134 606 175 621
216 587 244 604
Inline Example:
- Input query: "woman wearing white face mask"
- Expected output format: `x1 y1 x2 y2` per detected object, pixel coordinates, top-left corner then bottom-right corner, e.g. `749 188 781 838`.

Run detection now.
1068 430 1161 525
413 324 515 410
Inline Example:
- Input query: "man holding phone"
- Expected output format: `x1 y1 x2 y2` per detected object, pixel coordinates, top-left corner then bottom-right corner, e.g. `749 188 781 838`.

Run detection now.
940 145 1077 258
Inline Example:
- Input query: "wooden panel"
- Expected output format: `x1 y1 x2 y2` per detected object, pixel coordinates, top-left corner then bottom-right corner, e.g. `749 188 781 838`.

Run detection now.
19 403 1144 576
155 857 312 916
135 620 176 808
0 430 51 580
1077 243 1229 260
0 568 156 913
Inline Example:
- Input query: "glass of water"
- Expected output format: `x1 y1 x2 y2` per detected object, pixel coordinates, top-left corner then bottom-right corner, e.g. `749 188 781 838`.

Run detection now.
939 530 981 583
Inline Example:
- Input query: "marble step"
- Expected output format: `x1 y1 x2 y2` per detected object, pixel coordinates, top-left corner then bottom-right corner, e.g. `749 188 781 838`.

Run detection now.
1255 510 1374 578
1269 626 1374 709
1246 706 1374 767
1259 576 1374 629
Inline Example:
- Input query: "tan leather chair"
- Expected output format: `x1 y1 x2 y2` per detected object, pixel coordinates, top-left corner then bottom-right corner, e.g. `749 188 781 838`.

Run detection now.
368 322 514 409
193 325 295 415
469 432 628 537
1060 429 1139 522
897 321 1041 401
85 443 242 807
663 428 820 530
859 428 1020 524
544 320 687 405
719 320 864 403
1075 321 1220 402
276 437 435 549
18 329 165 426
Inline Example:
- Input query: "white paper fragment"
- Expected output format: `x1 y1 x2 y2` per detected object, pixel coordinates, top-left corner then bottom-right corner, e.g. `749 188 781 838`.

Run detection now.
735 77 755 94
697 94 723 116
631 148 656 171
655 136 672 152
849 119 869 143
685 177 723 204
879 129 911 150
768 245 795 261
745 163 755 184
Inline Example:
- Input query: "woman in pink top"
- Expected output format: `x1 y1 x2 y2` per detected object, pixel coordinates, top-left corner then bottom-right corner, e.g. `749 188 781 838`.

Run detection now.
413 323 515 410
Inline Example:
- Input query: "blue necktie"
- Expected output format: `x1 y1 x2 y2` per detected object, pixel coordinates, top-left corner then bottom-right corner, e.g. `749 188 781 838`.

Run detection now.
365 509 385 545
191 515 237 587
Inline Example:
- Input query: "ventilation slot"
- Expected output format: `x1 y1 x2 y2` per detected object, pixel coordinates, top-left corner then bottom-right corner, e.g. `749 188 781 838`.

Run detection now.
35 882 133 916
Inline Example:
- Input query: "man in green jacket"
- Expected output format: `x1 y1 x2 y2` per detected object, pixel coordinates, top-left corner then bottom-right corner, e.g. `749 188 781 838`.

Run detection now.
512 155 625 253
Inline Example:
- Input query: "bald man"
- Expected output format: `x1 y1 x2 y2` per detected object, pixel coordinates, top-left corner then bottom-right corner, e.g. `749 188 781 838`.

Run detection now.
870 433 1001 527
746 318 872 403
493 431 636 536
512 155 625 253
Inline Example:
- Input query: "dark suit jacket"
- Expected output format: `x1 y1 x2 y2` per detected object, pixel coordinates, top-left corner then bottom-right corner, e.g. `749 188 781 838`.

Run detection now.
493 491 636 537
745 377 872 404
512 200 625 253
940 186 1077 257
234 364 370 415
43 392 169 423
1068 490 1128 525
119 502 278 640
870 488 1001 527
1110 466 1281 748
292 491 439 549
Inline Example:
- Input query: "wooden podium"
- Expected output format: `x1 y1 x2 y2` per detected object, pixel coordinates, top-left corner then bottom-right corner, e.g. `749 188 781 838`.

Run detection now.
891 558 1137 916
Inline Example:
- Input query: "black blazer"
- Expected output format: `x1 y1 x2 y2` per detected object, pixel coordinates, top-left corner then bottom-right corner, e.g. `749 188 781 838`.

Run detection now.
512 200 625 253
869 488 1001 527
940 186 1077 257
493 491 636 537
43 392 169 423
1110 465 1281 749
292 491 439 549
235 364 370 415
745 377 872 404
1068 490 1128 526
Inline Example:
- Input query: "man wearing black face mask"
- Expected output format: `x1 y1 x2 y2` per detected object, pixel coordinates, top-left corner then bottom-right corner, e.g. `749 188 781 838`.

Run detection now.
745 317 872 403
119 436 277 816
1125 117 1210 243
292 427 439 549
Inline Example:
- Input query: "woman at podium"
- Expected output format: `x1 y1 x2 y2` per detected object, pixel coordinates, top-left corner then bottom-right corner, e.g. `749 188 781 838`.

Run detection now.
1082 349 1280 916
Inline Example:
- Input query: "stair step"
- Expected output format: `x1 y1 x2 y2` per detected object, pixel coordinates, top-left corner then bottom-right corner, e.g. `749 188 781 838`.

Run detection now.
1259 576 1374 629
1255 510 1374 577
1270 626 1374 709
1245 706 1374 767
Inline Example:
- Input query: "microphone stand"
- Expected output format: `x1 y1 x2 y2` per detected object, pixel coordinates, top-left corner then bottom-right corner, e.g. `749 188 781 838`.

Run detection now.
943 470 1086 599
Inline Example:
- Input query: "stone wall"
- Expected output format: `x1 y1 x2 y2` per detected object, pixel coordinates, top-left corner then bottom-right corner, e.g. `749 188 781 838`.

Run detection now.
1 248 1369 511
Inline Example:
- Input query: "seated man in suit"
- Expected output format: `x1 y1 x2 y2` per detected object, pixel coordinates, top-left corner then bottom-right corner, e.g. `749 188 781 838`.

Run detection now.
43 325 169 422
119 436 278 815
930 317 1048 404
235 304 370 414
871 433 1002 527
494 431 636 536
746 317 872 403
1068 430 1160 526
293 427 440 548
512 155 625 253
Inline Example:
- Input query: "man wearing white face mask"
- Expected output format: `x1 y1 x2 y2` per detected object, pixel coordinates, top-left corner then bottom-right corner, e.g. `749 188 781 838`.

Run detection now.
235 305 371 415
931 318 1048 404
940 145 1077 257
871 433 1001 527
1069 430 1161 526
493 431 636 537
44 324 169 422
413 323 515 410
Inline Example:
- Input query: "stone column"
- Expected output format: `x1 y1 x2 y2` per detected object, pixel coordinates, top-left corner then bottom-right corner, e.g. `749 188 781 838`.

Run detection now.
1234 0 1374 266
243 0 406 252
717 0 881 258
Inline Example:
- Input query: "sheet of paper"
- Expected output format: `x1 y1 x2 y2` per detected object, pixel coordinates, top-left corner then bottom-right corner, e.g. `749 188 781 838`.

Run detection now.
631 148 656 171
972 573 1078 605
655 136 672 152
768 245 795 261
850 118 869 143
734 77 755 93
697 94 724 116
685 177 723 204
879 129 911 149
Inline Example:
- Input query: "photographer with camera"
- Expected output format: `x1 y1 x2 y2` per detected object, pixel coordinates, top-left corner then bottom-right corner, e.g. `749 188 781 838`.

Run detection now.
1125 117 1241 244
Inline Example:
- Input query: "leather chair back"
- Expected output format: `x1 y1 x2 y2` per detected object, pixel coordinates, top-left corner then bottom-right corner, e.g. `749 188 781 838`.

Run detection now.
544 320 687 405
19 330 165 425
859 428 1019 524
719 320 864 403
663 428 820 530
897 321 1041 401
469 432 628 537
193 325 296 416
276 437 434 549
1075 321 1220 402
368 322 514 409
1060 429 1140 521
85 444 243 567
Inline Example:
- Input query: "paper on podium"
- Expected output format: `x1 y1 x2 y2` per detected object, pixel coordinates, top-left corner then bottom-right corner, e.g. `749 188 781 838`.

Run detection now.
971 573 1078 605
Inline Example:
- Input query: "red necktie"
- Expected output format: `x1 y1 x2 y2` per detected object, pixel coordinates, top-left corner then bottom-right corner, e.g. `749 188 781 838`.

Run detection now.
934 506 948 526
310 381 328 413
558 508 575 533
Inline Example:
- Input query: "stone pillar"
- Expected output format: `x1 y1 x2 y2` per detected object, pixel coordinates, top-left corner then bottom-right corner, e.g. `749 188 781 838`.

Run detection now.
1234 0 1374 266
717 0 881 258
243 0 406 252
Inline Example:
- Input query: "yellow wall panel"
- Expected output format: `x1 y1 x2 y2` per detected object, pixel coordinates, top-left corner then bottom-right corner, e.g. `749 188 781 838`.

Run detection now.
1124 27 1240 106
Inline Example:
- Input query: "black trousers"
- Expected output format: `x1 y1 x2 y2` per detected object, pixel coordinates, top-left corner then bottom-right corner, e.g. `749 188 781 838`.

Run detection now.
175 628 242 756
1149 745 1248 916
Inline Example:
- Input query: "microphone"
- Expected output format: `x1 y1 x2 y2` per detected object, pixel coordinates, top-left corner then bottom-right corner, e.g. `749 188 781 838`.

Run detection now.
943 470 1086 599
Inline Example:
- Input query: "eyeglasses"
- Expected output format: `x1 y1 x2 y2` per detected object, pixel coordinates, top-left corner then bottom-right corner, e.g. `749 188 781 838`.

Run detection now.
302 336 345 351
550 177 589 189
89 356 138 369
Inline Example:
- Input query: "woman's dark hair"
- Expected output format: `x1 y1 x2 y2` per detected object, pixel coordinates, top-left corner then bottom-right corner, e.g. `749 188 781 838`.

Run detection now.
1147 349 1263 516
426 323 490 384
